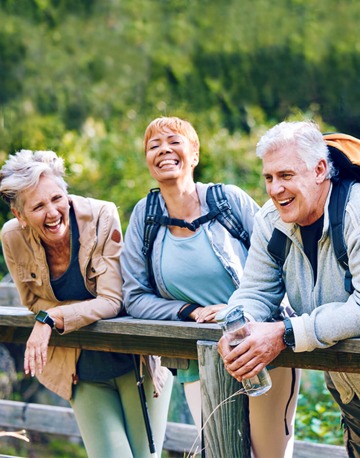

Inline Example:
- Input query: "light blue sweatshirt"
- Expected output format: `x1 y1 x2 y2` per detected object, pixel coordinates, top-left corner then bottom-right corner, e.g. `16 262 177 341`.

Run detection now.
120 182 259 321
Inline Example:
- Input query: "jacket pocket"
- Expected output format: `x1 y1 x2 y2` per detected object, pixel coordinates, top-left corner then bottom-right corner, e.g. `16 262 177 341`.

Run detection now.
17 264 43 287
86 256 107 290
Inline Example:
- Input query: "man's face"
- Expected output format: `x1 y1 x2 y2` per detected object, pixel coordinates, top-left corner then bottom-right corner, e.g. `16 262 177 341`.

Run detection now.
262 145 329 226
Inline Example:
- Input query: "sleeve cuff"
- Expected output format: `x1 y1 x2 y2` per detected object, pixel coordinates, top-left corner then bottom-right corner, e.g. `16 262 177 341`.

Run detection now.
291 316 308 352
177 303 203 321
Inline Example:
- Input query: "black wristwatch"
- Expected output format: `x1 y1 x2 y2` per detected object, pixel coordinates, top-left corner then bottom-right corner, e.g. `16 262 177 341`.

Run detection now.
283 317 295 348
35 310 55 329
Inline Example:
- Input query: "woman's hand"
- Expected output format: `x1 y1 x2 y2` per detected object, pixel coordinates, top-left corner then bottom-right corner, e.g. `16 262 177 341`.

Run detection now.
24 306 64 376
192 304 227 323
47 307 64 332
24 322 53 377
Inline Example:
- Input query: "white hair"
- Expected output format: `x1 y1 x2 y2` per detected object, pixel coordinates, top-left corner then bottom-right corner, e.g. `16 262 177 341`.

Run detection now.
256 121 335 179
0 149 68 211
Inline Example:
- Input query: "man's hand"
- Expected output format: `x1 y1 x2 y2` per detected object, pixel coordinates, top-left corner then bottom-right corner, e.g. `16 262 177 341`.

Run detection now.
218 321 286 382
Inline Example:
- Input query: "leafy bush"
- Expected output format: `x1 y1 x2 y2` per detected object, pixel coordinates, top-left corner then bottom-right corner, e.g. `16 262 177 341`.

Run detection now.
295 370 343 445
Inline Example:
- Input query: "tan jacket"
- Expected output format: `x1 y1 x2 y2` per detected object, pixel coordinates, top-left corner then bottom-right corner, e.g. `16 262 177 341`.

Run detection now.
1 195 124 399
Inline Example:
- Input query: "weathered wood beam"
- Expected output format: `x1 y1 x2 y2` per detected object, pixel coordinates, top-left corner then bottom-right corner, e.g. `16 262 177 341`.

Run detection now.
198 340 250 458
0 400 346 457
1 307 360 372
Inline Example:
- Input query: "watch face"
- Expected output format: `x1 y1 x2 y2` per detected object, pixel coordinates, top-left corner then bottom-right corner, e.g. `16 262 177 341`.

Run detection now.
36 310 48 322
36 310 54 328
285 330 294 344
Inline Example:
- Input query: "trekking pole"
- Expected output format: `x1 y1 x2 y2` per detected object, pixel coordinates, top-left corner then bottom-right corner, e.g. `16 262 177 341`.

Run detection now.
132 354 158 458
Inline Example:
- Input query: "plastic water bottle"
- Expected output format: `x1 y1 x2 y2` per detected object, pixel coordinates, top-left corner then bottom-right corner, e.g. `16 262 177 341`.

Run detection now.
218 306 272 396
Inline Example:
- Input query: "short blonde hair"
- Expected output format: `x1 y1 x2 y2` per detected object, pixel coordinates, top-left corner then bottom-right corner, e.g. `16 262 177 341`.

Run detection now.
144 116 200 153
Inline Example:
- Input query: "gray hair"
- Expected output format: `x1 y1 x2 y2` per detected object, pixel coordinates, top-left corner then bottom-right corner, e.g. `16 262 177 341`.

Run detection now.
0 149 68 211
256 121 335 179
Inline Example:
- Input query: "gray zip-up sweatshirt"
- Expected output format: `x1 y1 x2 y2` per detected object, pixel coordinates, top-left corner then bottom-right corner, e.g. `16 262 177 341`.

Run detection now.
121 182 259 321
227 181 360 403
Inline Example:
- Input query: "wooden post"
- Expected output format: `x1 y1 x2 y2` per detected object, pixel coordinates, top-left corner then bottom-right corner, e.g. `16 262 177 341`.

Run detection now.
197 340 251 458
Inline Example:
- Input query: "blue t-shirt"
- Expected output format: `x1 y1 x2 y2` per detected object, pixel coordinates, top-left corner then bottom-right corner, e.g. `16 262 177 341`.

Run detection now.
51 206 133 382
161 226 236 383
161 226 236 306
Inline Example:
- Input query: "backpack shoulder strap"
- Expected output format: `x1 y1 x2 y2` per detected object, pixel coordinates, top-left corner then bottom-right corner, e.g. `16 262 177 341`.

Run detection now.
206 184 250 250
329 178 354 293
267 228 290 265
267 228 291 286
142 188 162 290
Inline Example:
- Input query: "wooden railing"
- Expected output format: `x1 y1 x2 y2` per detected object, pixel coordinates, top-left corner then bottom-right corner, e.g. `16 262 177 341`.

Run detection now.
0 399 347 458
1 305 357 457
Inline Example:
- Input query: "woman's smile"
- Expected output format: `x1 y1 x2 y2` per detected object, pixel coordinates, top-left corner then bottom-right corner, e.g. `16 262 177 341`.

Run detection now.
15 175 70 245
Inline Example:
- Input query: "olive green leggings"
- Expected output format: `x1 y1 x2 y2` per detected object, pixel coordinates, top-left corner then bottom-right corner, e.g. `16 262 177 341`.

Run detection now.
70 369 173 458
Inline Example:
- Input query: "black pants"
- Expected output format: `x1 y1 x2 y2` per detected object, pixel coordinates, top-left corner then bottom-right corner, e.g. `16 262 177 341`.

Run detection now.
325 372 360 458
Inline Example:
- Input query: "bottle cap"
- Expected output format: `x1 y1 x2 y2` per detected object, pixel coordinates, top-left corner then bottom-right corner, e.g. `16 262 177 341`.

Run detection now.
216 306 244 327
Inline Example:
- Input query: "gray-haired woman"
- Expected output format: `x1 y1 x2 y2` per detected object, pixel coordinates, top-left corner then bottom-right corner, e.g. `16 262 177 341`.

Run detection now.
0 149 172 458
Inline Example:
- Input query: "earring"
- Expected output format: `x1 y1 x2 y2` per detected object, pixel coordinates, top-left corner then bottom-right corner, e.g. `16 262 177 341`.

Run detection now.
21 225 24 230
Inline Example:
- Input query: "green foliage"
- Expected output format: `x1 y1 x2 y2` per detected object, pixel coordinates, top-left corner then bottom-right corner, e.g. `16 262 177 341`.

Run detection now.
45 438 87 458
2 0 360 143
167 377 194 425
0 435 87 458
295 370 343 445
0 0 357 281
0 21 26 104
0 4 356 448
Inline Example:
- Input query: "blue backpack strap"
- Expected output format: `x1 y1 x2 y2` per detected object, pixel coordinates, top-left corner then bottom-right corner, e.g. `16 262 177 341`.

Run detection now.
142 188 163 290
206 184 250 250
328 178 355 293
267 228 291 286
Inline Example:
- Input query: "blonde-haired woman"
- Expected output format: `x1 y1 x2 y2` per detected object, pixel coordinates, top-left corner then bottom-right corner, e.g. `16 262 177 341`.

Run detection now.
121 117 301 458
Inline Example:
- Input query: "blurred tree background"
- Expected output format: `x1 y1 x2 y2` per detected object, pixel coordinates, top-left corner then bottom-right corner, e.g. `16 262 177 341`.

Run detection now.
1 0 359 454
1 0 360 244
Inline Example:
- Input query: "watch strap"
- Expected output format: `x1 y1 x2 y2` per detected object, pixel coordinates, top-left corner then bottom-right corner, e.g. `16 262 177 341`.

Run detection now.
283 317 295 348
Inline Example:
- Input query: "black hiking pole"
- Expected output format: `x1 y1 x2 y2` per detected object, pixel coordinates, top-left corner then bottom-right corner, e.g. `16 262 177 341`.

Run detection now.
132 354 158 458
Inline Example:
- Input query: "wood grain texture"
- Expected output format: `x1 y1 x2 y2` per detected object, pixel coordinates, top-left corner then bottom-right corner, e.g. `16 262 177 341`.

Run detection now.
198 341 251 458
1 307 360 372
